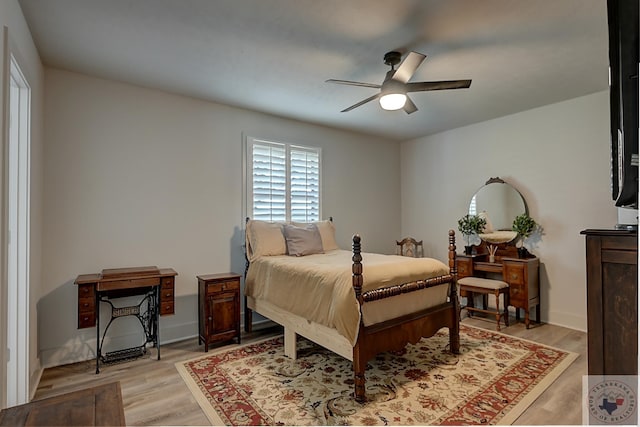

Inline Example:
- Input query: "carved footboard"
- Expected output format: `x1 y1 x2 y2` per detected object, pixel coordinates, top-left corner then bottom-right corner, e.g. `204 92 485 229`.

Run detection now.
351 230 460 402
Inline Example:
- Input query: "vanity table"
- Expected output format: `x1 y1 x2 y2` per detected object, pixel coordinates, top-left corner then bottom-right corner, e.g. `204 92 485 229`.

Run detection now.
457 177 541 328
457 245 540 328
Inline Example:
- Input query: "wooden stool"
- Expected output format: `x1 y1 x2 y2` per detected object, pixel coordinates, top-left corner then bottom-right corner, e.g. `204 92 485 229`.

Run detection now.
458 277 510 331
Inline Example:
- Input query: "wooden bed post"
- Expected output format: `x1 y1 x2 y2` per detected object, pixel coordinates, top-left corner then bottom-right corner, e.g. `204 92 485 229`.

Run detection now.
448 229 460 354
244 217 253 333
351 234 366 402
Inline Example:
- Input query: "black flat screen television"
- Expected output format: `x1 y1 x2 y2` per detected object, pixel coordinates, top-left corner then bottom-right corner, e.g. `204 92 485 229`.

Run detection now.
607 0 638 208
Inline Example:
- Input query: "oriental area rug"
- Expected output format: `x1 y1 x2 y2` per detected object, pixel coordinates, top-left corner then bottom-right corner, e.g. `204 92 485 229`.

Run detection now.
176 325 577 425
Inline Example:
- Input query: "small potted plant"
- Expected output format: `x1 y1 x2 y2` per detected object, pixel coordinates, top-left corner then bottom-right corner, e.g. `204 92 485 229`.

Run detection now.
457 214 487 255
512 213 538 258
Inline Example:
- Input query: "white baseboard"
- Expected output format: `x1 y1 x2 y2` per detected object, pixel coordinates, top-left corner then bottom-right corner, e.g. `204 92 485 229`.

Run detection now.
159 320 199 344
545 311 587 332
40 311 281 369
30 358 43 400
461 297 587 332
40 320 199 369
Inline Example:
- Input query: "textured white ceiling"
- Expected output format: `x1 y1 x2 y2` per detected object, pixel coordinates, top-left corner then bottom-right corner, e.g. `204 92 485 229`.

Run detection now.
19 0 609 141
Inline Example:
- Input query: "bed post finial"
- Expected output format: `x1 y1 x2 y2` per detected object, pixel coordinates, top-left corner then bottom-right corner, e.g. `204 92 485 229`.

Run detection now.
352 234 363 303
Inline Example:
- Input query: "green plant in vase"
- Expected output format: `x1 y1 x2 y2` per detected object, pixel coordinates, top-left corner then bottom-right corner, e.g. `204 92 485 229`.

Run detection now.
457 214 486 255
512 213 538 258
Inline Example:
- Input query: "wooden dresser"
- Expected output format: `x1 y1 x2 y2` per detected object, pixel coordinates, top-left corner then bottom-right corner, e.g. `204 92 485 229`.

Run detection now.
582 228 638 375
457 243 540 328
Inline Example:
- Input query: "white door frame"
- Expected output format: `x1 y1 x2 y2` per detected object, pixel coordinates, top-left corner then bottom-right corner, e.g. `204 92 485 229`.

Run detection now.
1 26 31 407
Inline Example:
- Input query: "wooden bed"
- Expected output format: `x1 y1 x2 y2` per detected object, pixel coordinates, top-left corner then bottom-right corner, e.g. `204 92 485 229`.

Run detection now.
244 225 460 403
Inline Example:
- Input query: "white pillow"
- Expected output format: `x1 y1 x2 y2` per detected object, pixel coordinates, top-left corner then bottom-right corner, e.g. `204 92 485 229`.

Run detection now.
245 220 287 261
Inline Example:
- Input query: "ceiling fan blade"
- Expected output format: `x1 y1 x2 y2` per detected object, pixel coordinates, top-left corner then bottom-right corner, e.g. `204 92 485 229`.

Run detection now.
392 51 426 83
406 79 472 92
341 93 381 112
403 96 418 114
326 79 381 89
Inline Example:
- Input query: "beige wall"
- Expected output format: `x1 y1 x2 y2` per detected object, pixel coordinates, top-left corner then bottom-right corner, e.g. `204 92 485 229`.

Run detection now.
40 68 401 367
400 91 617 331
0 0 45 402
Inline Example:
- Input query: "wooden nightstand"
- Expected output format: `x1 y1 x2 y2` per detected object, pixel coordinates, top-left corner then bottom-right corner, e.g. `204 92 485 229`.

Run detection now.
197 272 241 351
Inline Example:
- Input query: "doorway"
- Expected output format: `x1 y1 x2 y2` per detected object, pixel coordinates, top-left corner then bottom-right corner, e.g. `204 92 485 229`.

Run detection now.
4 49 31 407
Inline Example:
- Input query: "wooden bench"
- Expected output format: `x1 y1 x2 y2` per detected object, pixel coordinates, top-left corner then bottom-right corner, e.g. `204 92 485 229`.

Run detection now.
458 276 509 331
0 382 125 426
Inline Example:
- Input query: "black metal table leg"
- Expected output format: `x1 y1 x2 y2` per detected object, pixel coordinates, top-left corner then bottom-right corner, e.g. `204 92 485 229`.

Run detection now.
155 285 161 360
96 292 100 374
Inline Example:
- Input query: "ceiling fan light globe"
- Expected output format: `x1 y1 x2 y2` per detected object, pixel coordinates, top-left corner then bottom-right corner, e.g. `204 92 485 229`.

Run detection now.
379 93 407 110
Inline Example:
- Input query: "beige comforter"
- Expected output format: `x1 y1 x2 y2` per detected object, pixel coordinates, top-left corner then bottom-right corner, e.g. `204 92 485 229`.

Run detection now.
245 250 450 345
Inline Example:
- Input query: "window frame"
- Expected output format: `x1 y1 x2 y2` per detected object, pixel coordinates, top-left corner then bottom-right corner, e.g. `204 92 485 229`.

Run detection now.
243 135 322 223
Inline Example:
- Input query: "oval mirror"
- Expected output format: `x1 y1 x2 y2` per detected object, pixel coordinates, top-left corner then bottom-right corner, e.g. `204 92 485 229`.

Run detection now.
469 177 527 244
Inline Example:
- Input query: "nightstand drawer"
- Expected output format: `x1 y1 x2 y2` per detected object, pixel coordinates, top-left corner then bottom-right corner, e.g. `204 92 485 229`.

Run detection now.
206 280 239 295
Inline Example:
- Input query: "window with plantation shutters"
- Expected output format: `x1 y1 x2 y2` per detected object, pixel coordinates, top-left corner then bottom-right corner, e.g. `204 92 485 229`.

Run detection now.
246 137 321 222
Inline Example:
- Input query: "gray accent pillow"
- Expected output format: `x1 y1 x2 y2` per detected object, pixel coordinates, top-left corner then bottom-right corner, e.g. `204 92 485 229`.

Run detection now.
283 224 324 256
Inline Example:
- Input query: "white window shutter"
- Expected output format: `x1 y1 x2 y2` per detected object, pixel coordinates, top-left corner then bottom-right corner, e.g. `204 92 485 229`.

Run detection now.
290 147 319 222
247 138 321 222
251 143 287 221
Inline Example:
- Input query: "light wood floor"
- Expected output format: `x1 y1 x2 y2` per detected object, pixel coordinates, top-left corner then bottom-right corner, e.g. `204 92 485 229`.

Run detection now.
34 317 587 425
